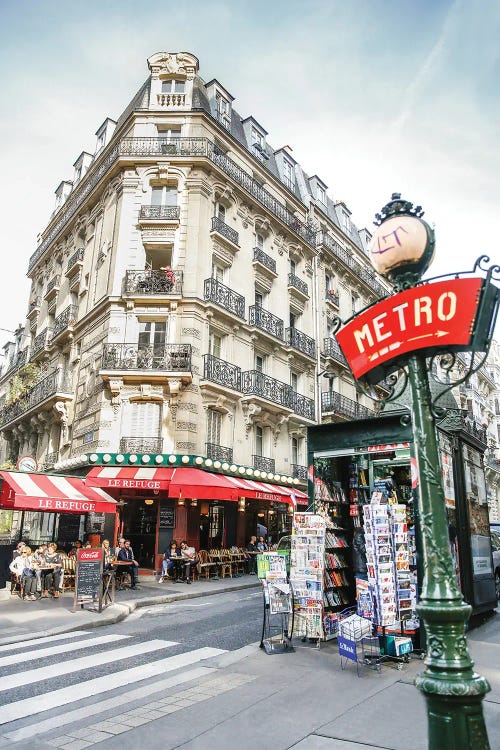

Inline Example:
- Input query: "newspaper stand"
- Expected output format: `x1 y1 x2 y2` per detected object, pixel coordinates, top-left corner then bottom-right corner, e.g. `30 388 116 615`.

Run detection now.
258 553 294 655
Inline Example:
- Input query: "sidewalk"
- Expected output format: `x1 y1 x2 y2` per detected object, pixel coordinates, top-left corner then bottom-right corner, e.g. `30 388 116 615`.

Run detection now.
0 573 260 647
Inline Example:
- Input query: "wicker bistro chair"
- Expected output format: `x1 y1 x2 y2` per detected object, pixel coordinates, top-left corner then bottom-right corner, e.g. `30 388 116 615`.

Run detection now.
230 549 247 576
218 549 233 578
197 550 217 580
61 556 76 591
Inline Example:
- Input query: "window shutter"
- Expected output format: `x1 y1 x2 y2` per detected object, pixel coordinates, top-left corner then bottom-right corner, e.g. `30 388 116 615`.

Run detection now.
207 409 222 445
130 402 161 438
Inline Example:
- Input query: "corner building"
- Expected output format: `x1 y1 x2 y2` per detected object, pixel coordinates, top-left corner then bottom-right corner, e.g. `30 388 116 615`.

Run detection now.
0 51 390 568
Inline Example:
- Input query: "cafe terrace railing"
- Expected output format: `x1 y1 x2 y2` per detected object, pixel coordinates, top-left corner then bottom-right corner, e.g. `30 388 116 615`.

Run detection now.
29 137 314 272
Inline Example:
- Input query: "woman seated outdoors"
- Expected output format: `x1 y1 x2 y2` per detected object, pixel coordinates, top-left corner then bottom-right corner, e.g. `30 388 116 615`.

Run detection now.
9 546 38 600
159 540 180 582
102 539 115 570
42 542 63 598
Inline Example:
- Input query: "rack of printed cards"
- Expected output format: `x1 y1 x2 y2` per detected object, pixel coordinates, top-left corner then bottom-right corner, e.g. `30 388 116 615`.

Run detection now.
359 493 417 668
289 513 326 645
258 551 294 654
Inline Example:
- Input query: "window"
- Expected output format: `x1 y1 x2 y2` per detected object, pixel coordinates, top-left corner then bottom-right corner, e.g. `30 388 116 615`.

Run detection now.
212 263 224 283
283 160 294 189
207 408 222 446
255 290 264 308
209 330 222 359
291 437 299 466
290 372 298 392
351 294 358 315
130 401 161 438
138 321 166 354
251 128 264 148
216 94 231 129
255 354 264 373
290 259 296 275
157 127 181 142
341 211 350 232
255 233 264 250
317 186 326 204
161 79 185 93
96 133 105 153
151 186 177 207
255 425 263 457
216 203 226 223
290 312 297 329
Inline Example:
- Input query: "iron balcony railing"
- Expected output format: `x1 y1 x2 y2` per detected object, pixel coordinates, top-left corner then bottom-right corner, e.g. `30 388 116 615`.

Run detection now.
206 442 233 463
28 298 41 316
325 290 339 306
291 464 308 480
323 337 348 366
101 343 192 372
211 215 239 246
52 305 78 339
253 455 275 474
203 354 242 391
242 370 291 410
139 205 180 221
45 275 61 295
291 391 316 421
249 305 284 340
29 137 315 274
0 371 72 428
253 247 276 273
66 248 84 274
316 231 387 298
204 278 245 319
119 437 163 454
288 272 308 297
32 328 53 356
125 269 183 296
286 327 316 358
322 391 374 420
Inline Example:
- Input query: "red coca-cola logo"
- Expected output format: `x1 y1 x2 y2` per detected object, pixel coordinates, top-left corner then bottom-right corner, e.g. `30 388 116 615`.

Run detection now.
78 550 102 561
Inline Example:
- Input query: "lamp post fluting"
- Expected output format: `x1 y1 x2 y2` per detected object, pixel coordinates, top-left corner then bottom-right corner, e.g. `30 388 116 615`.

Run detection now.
369 194 490 750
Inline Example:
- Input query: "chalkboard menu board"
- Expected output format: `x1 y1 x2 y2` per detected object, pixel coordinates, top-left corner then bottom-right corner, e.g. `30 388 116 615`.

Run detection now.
75 548 103 609
159 506 175 529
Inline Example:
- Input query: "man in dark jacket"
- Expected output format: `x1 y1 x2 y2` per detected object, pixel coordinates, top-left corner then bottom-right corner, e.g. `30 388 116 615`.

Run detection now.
117 540 139 589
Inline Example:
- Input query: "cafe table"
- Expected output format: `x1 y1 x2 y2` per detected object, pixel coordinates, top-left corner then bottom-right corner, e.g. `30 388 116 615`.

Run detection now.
168 556 188 583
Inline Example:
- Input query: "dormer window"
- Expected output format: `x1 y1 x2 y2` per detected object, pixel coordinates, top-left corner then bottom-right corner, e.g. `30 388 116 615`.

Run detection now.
216 94 231 129
252 128 264 149
161 79 185 94
283 160 294 190
317 186 326 204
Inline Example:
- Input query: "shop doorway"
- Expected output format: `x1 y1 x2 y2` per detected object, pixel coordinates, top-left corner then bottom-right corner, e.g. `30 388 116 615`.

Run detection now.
120 498 158 568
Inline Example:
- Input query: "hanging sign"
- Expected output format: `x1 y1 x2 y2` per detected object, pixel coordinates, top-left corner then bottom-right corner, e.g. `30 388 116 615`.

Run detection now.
336 276 489 384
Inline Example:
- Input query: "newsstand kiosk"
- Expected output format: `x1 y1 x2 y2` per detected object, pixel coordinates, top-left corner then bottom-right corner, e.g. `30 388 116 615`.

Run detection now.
307 411 497 648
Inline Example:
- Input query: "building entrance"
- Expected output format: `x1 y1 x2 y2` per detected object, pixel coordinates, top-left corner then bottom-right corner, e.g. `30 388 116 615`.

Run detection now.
120 498 158 568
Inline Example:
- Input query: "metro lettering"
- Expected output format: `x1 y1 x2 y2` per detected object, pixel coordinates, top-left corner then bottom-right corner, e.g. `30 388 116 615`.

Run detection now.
437 292 456 321
353 324 374 353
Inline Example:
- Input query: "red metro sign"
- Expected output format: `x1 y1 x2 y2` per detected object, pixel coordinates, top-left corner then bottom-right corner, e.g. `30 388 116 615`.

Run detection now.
336 277 484 384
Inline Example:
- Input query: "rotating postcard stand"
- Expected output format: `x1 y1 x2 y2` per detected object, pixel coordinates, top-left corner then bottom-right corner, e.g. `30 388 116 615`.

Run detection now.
258 553 294 655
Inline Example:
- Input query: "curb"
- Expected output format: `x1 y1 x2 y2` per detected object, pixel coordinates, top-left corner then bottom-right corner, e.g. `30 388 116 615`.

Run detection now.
0 580 260 647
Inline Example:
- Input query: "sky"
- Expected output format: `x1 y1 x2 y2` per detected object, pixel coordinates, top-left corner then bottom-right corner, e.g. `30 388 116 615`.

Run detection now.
0 0 499 350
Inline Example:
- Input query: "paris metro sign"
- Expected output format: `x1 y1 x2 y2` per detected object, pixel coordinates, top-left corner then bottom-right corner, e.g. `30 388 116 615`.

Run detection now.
336 276 499 384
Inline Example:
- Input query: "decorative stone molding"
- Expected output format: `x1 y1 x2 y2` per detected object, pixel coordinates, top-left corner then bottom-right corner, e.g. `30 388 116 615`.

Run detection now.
182 328 201 339
175 441 196 452
176 421 197 432
108 378 123 406
147 52 199 78
212 242 234 268
241 402 262 433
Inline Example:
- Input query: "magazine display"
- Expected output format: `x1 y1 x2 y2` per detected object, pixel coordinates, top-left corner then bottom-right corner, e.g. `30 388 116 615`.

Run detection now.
290 513 326 639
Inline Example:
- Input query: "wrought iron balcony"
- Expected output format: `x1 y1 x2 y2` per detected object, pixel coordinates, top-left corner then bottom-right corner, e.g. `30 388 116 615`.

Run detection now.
288 273 308 297
101 343 192 372
125 269 183 296
0 370 72 428
32 328 53 356
139 205 180 221
52 305 78 340
241 370 292 410
253 455 275 474
66 248 84 275
206 443 233 463
27 298 41 318
325 290 339 306
286 327 316 358
323 337 348 366
120 437 163 454
316 231 387 298
44 275 61 300
203 354 242 391
291 392 316 421
29 137 315 276
321 391 374 420
42 451 59 470
291 464 308 481
253 247 276 274
204 278 245 319
211 215 239 246
249 305 284 340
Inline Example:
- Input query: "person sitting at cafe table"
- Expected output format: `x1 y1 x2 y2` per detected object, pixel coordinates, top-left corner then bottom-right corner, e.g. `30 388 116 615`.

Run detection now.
42 542 63 598
257 536 268 552
159 540 180 582
246 536 259 574
102 539 115 570
114 537 126 557
179 541 198 584
9 546 38 600
33 544 48 593
12 541 25 560
117 539 139 589
68 540 82 558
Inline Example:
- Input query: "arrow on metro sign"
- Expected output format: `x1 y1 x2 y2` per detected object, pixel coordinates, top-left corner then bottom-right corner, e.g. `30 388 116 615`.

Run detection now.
335 277 485 385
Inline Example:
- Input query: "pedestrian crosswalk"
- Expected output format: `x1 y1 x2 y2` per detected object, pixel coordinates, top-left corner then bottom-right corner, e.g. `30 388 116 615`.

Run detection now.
0 629 233 745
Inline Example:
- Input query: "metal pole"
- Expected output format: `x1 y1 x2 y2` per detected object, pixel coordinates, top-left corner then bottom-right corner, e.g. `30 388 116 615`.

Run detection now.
407 354 490 749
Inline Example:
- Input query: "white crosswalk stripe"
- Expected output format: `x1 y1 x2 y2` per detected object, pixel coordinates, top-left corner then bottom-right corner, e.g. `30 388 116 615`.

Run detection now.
0 630 91 653
0 631 228 735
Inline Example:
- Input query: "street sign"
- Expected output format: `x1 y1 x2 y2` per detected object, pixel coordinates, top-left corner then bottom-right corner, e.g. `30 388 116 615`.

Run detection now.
336 276 493 384
16 455 38 472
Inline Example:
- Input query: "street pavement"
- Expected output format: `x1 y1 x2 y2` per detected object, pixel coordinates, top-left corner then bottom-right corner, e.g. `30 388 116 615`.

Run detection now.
0 577 498 750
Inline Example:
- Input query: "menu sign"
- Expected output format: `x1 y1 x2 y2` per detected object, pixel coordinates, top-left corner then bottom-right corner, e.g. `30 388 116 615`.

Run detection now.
75 548 103 611
159 506 175 529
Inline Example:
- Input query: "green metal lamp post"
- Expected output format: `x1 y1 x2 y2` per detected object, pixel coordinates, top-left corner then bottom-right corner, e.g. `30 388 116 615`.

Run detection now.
369 194 490 749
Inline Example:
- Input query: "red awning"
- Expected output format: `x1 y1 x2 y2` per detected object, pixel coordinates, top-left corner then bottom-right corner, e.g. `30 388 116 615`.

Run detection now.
0 471 117 515
85 466 308 506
